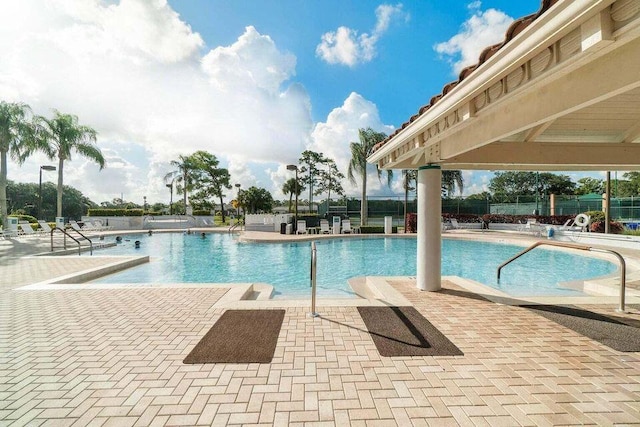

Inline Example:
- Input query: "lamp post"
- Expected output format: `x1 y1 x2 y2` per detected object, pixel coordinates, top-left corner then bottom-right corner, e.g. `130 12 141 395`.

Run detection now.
39 165 56 219
235 183 241 216
286 165 299 232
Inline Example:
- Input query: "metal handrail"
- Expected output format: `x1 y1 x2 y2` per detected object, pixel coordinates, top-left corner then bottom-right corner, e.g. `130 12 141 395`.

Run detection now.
50 227 93 256
310 241 318 317
228 219 244 232
497 240 627 312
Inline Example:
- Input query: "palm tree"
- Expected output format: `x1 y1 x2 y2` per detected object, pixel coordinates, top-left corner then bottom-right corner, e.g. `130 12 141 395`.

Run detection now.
164 154 195 214
347 127 392 226
442 170 464 197
0 101 38 229
37 111 105 217
282 177 304 213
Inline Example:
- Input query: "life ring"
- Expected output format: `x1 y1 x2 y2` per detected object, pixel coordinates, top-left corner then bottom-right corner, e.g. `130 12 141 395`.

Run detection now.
574 214 590 227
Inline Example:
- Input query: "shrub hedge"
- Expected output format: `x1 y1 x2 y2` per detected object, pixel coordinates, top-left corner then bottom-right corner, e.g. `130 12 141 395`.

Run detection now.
87 208 144 217
8 214 37 223
359 225 398 234
406 213 417 233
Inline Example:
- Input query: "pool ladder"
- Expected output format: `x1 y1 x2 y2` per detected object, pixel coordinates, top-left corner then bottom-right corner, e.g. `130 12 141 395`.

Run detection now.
50 227 93 256
497 241 627 312
228 219 244 233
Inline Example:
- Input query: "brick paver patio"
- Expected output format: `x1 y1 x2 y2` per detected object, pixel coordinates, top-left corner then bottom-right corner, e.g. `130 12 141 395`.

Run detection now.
1 236 639 426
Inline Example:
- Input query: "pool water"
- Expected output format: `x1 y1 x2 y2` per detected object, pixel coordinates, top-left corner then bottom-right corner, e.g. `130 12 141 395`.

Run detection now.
94 233 617 298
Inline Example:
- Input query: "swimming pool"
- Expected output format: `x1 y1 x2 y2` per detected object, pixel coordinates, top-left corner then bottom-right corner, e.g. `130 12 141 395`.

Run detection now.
93 233 617 298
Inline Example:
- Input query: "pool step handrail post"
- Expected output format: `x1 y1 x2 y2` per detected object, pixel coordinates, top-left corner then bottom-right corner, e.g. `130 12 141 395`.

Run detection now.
497 240 627 312
310 241 319 317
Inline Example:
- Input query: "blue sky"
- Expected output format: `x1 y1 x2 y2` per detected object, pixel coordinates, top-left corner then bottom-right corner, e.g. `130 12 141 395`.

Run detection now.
3 0 590 206
171 0 539 125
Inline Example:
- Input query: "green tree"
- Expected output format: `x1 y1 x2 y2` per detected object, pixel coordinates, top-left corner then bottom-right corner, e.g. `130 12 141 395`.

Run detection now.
539 172 575 195
619 172 640 196
37 110 105 217
164 154 196 214
489 171 575 201
188 151 232 222
0 101 38 229
282 177 304 213
575 177 604 195
298 150 329 213
441 170 464 197
315 160 345 213
465 191 492 201
6 180 97 221
347 128 392 225
238 186 274 214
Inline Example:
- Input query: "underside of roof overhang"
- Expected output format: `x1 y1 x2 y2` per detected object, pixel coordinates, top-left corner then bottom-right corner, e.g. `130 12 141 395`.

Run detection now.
368 0 640 172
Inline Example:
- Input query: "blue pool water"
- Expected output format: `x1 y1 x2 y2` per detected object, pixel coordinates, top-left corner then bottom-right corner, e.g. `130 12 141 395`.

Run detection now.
93 233 617 298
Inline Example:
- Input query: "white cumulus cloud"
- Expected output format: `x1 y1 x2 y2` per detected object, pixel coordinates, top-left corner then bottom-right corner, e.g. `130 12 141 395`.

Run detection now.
316 3 408 67
308 92 395 197
434 1 514 75
0 0 312 204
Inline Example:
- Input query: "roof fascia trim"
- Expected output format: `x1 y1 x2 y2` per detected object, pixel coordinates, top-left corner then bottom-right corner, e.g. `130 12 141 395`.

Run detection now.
368 0 612 163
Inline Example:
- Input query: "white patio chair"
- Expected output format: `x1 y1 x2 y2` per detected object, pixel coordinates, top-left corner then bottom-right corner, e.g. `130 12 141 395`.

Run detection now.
319 219 331 234
69 220 84 232
37 220 53 233
18 221 38 237
450 218 462 230
341 219 353 234
296 220 307 234
518 218 543 236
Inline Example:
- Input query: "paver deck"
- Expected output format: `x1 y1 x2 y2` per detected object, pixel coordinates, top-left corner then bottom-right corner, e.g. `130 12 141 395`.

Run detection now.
1 232 639 426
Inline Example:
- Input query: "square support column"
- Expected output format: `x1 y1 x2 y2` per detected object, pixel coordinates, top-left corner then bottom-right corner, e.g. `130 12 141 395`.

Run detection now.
416 165 442 291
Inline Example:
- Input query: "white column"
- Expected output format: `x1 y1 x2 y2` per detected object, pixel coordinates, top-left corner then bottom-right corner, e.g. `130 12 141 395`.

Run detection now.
416 165 442 291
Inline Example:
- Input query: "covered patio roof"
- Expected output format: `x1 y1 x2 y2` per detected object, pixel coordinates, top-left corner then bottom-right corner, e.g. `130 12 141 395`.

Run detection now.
368 0 640 172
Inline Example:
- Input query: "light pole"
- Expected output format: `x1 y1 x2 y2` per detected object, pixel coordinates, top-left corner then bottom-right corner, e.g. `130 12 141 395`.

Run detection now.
39 165 56 219
287 165 298 231
166 182 173 215
235 183 241 217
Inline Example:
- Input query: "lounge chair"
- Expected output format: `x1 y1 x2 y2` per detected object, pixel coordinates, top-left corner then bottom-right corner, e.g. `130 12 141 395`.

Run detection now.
83 220 105 231
341 219 352 234
557 216 588 232
69 220 91 233
91 219 112 230
0 229 15 239
37 220 53 233
518 218 543 236
450 218 462 230
296 220 307 234
18 221 38 237
319 219 331 234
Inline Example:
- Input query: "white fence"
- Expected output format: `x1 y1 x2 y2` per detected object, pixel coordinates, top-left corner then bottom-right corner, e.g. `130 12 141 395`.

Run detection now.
245 214 293 232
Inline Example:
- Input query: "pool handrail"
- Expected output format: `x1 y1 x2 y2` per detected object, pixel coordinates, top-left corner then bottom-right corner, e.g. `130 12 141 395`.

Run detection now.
228 218 244 232
50 226 93 256
310 241 318 317
496 240 626 312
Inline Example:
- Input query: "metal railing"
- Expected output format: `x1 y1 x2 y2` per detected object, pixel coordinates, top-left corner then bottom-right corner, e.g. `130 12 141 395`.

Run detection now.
228 219 244 232
50 227 93 256
310 241 318 317
497 241 627 312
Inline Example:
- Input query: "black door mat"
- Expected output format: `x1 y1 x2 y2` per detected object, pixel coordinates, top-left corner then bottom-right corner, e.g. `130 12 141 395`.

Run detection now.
357 306 463 357
184 309 285 364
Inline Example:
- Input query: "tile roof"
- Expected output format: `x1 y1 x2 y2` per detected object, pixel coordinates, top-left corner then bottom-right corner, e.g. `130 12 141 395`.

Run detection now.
371 0 560 155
